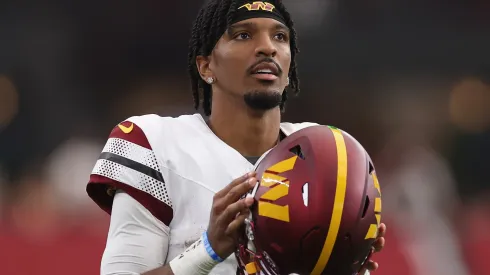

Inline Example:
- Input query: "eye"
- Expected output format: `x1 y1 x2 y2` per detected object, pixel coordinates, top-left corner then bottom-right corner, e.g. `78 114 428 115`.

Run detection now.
274 32 288 41
235 32 251 40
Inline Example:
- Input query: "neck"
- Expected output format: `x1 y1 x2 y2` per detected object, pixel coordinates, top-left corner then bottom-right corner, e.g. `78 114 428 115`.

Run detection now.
208 95 281 157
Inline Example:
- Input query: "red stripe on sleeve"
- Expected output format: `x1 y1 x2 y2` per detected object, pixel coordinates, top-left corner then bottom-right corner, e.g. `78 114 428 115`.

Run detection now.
87 174 173 226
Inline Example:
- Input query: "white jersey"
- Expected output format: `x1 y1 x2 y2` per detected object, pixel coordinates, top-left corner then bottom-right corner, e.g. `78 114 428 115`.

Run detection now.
87 113 317 274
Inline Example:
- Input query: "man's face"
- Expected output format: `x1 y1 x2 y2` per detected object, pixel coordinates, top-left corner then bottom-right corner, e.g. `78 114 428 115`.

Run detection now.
198 17 291 111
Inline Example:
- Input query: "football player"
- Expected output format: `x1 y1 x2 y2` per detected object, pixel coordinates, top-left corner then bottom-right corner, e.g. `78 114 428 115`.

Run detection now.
86 0 386 274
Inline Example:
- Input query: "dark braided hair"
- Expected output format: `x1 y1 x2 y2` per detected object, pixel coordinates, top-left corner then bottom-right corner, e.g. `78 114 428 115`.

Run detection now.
187 0 300 116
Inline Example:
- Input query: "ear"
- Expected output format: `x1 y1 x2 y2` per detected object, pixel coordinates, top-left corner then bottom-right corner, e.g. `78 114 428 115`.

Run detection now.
196 55 213 81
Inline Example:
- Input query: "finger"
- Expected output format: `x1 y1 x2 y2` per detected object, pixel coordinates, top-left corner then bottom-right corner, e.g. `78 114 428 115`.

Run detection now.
212 178 255 215
378 223 386 237
365 260 379 271
359 260 378 274
225 208 250 236
359 248 374 274
373 237 385 252
215 172 254 198
223 177 257 204
220 196 254 225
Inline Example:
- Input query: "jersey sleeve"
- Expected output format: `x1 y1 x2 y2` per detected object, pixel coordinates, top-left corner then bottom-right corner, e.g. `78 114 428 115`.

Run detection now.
101 190 170 275
86 120 173 226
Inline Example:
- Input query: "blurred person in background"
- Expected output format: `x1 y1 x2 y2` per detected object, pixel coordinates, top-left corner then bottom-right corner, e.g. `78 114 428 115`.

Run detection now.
86 0 386 274
448 77 490 275
373 79 470 275
44 137 108 229
379 131 469 275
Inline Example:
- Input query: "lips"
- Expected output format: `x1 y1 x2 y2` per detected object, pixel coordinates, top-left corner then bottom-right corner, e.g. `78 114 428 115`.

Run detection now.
251 62 279 76
250 62 280 81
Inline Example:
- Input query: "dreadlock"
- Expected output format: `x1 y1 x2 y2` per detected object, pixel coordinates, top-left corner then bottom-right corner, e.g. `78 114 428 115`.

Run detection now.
187 0 300 116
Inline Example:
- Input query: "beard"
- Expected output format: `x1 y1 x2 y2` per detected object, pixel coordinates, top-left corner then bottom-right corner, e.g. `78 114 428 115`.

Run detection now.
243 90 283 111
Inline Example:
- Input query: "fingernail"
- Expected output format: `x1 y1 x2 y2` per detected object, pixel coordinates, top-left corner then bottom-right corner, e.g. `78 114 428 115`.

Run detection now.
248 178 256 186
245 197 254 206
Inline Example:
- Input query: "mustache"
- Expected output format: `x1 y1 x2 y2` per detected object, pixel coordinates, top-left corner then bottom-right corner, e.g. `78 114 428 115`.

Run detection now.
247 57 283 75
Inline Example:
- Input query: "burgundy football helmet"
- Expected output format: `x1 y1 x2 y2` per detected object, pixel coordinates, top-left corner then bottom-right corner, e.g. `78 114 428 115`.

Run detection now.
236 125 382 275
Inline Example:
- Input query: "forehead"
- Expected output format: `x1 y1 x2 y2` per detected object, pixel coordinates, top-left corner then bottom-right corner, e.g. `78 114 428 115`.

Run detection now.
227 17 289 32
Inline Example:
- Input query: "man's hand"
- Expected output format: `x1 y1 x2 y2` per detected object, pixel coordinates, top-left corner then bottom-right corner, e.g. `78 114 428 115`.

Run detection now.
360 223 386 274
206 172 257 259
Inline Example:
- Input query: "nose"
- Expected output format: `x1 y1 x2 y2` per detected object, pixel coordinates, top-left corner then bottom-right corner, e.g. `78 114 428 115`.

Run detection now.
255 34 277 58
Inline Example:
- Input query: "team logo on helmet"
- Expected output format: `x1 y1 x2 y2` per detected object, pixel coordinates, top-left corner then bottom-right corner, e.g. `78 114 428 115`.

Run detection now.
257 155 298 222
238 1 275 12
365 171 382 239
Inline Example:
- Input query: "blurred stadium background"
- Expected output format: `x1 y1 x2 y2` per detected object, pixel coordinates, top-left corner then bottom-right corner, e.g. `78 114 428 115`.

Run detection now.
0 0 489 274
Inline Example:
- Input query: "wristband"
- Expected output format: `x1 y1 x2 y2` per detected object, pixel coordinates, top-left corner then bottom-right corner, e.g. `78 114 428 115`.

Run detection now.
202 231 225 262
169 235 218 275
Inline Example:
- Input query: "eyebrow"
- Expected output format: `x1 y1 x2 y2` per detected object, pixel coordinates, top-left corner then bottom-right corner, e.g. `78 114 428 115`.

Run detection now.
226 21 290 36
